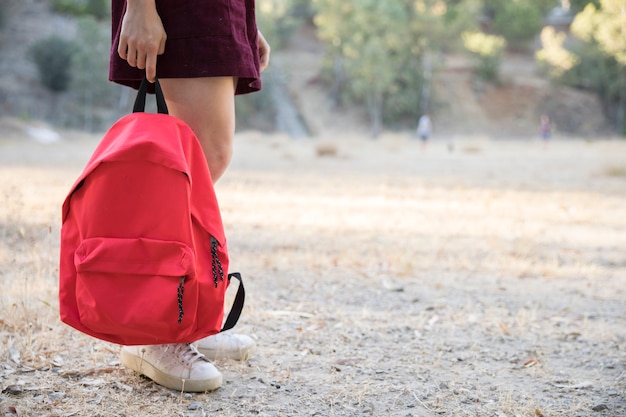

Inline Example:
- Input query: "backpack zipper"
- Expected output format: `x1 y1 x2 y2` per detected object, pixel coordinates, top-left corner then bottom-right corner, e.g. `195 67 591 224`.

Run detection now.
177 238 223 323
211 237 225 288
177 276 185 324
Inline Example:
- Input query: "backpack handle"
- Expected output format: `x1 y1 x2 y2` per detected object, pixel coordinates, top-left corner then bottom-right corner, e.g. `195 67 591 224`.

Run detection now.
133 77 169 115
221 272 245 332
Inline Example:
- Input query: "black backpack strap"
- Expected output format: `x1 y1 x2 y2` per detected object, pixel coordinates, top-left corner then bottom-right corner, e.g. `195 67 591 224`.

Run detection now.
221 272 245 332
133 77 169 115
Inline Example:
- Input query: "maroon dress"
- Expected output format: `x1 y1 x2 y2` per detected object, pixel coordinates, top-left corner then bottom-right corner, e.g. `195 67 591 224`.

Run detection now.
109 0 261 95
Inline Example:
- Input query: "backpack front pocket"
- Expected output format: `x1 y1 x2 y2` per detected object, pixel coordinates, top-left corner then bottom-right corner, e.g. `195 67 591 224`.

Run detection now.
74 237 199 344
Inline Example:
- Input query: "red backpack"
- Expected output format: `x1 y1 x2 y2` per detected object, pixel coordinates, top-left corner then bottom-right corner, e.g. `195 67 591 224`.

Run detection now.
59 80 244 345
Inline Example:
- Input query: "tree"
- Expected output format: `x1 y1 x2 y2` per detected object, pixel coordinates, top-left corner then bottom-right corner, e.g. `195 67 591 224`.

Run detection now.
71 16 117 130
572 0 626 133
572 0 626 66
491 1 543 50
568 0 601 13
536 26 579 77
314 0 404 136
462 31 507 81
482 0 554 51
538 0 626 133
314 0 479 136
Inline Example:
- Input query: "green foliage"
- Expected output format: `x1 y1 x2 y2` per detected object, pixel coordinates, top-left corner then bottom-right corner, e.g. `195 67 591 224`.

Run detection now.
70 16 118 130
483 0 553 19
313 0 480 134
568 0 601 13
571 0 626 132
572 0 626 65
314 0 414 134
536 26 579 77
462 31 507 80
71 16 111 95
29 36 76 93
560 39 622 94
538 0 626 133
491 1 543 49
257 0 307 49
52 0 110 20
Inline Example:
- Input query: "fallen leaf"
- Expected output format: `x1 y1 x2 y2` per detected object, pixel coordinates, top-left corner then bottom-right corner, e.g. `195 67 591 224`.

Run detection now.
523 359 541 368
535 408 545 417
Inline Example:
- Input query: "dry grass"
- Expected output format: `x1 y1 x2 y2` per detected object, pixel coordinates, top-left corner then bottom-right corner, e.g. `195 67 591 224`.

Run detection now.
315 142 339 157
1 133 625 417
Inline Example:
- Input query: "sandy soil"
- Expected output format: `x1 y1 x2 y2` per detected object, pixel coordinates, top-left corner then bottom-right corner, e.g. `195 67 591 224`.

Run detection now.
0 129 625 417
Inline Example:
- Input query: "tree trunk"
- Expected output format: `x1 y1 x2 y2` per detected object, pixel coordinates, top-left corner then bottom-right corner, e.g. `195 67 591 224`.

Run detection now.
618 69 626 135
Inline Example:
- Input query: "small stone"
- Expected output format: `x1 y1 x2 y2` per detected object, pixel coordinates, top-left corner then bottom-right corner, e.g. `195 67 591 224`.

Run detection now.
188 401 201 410
4 385 23 395
591 403 608 412
48 391 65 402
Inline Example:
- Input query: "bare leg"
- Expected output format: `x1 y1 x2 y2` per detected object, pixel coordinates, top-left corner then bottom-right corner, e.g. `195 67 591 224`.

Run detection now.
159 77 257 361
159 77 236 183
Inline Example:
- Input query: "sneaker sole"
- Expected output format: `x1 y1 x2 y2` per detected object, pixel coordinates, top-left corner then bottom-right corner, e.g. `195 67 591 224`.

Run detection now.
120 349 222 392
197 345 256 361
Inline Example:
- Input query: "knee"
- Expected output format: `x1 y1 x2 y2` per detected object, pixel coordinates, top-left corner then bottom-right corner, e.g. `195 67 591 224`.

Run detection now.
203 136 233 182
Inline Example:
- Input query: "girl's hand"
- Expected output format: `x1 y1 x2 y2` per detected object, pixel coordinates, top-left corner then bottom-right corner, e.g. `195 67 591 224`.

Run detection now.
258 30 271 72
118 0 167 82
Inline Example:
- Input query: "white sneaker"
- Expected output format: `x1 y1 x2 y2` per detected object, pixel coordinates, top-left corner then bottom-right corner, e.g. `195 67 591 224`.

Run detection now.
195 333 256 361
120 343 222 392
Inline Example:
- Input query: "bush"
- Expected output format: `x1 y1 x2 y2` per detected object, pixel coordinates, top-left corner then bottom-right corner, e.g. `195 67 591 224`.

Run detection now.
492 2 542 50
462 31 507 81
29 36 76 93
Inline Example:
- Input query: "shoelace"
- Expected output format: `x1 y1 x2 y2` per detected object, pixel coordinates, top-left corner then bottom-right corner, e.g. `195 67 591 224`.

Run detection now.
172 343 208 365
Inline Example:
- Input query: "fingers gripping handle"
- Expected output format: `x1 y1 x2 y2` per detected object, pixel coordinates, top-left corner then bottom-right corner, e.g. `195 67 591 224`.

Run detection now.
133 78 169 115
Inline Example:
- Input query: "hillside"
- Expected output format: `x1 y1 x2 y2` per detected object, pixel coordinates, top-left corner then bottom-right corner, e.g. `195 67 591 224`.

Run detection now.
0 1 77 121
275 25 610 139
0 1 612 139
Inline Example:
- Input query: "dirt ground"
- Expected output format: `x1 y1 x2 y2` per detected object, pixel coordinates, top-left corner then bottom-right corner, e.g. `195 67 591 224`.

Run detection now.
0 128 625 417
